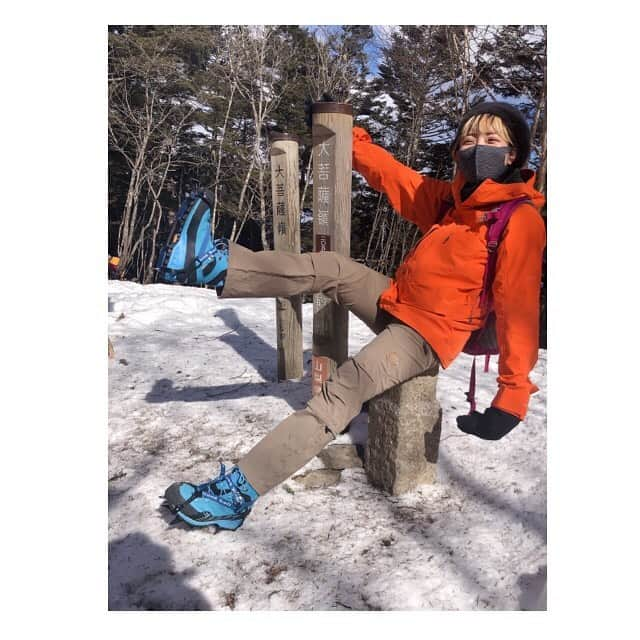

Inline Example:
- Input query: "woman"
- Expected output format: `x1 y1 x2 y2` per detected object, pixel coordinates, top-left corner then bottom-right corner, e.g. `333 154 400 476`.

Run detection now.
159 101 546 530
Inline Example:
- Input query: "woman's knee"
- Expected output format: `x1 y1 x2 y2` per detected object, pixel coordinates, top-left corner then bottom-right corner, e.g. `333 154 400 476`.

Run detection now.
309 250 344 278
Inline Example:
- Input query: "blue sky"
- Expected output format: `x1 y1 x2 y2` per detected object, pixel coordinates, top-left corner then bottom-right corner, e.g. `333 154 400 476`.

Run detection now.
304 25 396 76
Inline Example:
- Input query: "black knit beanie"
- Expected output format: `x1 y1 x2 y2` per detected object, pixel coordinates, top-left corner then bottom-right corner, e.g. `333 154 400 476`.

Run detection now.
452 101 531 169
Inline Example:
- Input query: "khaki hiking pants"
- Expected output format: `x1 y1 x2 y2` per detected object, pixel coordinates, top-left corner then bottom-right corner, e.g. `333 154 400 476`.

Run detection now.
220 243 439 495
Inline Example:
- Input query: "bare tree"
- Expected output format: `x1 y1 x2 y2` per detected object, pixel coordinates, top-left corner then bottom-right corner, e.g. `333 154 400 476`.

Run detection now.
209 82 237 233
215 26 297 249
303 26 372 102
108 29 195 281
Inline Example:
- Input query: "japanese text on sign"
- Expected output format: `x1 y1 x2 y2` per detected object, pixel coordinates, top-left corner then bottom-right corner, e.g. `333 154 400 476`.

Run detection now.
316 139 332 229
311 356 330 395
273 162 287 236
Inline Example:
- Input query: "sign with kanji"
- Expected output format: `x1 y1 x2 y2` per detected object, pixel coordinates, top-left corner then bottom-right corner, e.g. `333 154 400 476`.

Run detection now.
312 132 337 395
310 103 352 398
313 135 334 247
269 135 303 382
311 353 331 396
272 161 288 237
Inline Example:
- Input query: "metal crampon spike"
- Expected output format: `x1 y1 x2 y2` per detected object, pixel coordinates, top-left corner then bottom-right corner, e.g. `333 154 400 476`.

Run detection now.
161 501 177 514
169 516 183 526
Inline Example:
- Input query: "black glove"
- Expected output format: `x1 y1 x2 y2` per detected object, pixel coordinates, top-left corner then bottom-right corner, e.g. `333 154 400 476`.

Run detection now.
456 407 520 441
304 93 336 128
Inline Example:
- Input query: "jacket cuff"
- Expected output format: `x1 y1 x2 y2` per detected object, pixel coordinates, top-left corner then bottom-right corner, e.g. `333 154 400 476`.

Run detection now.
491 383 539 421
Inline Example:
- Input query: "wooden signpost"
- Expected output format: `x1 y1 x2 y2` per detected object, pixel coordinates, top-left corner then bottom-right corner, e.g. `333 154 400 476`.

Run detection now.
311 102 353 395
269 132 303 381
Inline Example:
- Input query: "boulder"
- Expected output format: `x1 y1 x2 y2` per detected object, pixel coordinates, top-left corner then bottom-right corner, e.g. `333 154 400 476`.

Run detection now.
318 444 364 470
292 469 342 489
365 371 441 495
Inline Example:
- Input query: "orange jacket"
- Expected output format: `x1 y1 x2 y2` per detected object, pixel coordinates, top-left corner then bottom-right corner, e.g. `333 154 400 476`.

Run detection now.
352 126 546 419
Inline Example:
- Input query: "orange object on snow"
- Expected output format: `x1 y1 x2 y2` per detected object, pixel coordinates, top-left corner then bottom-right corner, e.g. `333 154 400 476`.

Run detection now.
108 255 120 278
352 126 546 419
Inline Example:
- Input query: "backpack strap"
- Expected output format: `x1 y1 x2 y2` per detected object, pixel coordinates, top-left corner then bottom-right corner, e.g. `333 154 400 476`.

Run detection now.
465 356 478 413
478 197 532 310
466 197 532 414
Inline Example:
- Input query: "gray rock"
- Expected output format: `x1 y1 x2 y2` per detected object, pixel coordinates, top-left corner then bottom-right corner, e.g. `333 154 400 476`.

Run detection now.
365 371 441 495
292 469 342 489
318 444 364 469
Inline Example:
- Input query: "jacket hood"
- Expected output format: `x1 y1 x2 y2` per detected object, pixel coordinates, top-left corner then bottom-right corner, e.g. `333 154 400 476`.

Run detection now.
451 169 545 215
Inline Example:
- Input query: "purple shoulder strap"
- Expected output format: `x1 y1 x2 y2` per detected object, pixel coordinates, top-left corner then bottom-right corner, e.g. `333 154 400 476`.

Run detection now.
479 197 531 310
464 196 533 415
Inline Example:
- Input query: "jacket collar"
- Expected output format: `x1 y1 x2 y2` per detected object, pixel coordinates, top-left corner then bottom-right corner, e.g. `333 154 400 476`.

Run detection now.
449 169 545 224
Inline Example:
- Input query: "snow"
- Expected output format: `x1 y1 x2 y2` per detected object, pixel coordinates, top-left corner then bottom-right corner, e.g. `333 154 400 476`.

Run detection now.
185 98 213 113
188 124 213 139
373 92 399 122
108 280 546 611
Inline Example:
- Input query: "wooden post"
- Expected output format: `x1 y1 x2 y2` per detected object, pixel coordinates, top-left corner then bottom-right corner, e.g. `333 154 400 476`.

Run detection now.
311 102 353 395
270 133 303 381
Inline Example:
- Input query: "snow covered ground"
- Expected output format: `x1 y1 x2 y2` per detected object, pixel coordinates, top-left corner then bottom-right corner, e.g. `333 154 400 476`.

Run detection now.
108 280 546 611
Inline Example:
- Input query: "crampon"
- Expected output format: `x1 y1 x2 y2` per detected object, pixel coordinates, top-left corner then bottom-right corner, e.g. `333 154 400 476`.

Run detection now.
161 464 259 530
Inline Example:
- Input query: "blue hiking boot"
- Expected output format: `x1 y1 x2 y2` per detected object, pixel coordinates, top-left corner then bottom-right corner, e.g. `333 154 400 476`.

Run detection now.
155 190 228 290
162 464 259 530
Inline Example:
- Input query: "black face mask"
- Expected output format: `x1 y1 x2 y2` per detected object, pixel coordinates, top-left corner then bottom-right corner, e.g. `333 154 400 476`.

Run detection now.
456 145 513 184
